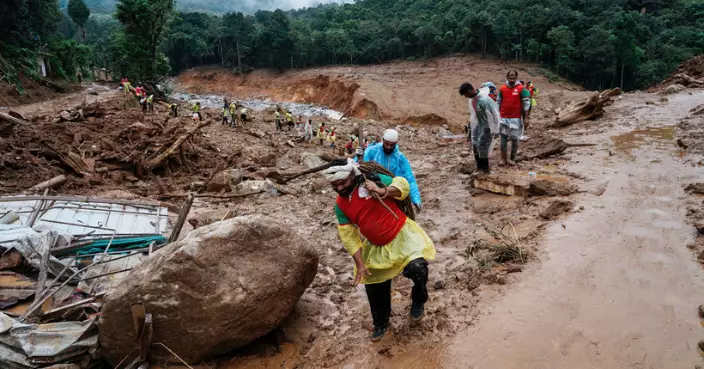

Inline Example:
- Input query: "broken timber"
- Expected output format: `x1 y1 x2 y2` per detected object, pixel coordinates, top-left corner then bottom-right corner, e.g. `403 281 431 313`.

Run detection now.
144 120 211 171
553 88 621 127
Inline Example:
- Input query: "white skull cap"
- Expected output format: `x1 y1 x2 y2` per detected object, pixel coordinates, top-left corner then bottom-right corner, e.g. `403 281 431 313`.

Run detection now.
383 129 399 143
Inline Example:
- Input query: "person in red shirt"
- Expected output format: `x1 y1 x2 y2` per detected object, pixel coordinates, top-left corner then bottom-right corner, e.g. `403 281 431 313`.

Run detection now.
497 70 531 165
325 159 435 342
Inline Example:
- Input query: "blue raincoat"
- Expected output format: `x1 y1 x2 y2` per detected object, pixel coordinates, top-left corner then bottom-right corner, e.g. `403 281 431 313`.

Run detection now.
363 143 422 205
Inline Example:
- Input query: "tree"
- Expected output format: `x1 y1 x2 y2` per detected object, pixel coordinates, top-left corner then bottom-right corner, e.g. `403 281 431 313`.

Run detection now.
115 0 174 82
547 25 576 77
68 0 90 41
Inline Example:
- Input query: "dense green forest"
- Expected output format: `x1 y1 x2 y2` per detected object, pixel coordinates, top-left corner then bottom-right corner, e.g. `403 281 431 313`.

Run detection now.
1 0 702 94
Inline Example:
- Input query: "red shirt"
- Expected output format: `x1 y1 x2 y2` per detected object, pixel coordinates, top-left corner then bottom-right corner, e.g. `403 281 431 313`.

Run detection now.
336 188 406 246
499 83 526 119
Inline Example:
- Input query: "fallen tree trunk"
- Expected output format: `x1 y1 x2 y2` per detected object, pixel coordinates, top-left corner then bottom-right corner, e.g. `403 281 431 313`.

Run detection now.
29 175 67 192
672 73 704 87
553 88 621 127
143 120 211 171
0 111 29 127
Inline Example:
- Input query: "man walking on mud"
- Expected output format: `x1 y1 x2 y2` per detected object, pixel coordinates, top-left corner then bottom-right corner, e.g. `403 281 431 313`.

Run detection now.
497 71 531 166
364 129 423 213
325 159 435 342
459 82 500 173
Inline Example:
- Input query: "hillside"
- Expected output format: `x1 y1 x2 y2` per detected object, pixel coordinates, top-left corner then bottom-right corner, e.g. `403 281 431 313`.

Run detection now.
59 0 350 13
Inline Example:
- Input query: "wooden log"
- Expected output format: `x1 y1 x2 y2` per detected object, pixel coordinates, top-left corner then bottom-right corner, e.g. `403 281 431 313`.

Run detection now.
168 193 195 243
0 111 29 126
29 175 67 191
553 88 621 127
144 120 210 171
40 141 91 176
277 162 334 184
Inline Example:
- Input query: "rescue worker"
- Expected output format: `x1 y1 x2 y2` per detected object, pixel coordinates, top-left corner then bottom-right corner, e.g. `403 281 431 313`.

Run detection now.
169 103 178 117
327 127 337 151
363 129 423 213
222 98 230 125
286 111 295 130
192 102 202 121
325 159 435 342
275 110 282 130
317 122 327 145
229 101 237 127
240 105 248 125
526 81 538 113
459 82 500 174
497 71 530 166
146 94 154 114
304 119 313 142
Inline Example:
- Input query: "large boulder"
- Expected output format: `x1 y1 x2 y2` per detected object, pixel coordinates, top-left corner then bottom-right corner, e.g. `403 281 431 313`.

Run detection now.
301 152 325 169
206 168 243 193
99 215 319 365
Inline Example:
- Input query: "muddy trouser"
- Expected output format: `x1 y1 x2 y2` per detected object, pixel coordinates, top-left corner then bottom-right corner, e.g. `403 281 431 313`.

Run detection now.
276 119 281 130
364 258 428 329
501 134 519 161
469 130 489 172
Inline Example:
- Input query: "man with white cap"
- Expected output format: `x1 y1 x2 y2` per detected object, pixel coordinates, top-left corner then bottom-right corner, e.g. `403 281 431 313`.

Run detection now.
325 159 436 342
363 129 423 212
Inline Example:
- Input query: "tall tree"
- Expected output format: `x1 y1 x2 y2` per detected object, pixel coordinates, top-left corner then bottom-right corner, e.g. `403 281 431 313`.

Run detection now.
68 0 90 41
115 0 174 82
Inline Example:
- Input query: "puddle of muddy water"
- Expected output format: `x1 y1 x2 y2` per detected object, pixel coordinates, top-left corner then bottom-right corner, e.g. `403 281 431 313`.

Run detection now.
171 92 344 120
610 126 677 155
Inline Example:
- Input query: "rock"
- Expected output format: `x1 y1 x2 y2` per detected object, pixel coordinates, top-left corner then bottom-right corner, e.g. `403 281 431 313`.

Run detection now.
660 96 669 102
645 100 657 105
206 169 244 193
698 304 704 319
699 340 704 352
694 222 704 234
664 84 686 94
529 180 577 197
457 160 477 175
698 249 704 261
310 177 330 193
0 249 23 270
540 199 574 220
99 215 319 365
460 151 471 158
685 183 704 195
677 139 688 149
471 173 530 196
253 152 277 166
286 140 296 148
301 152 326 169
434 277 446 290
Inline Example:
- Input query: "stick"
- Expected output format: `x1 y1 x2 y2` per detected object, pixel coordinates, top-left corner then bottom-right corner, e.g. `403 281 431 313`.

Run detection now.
42 297 95 317
168 193 195 243
28 175 67 192
280 162 334 183
144 120 210 171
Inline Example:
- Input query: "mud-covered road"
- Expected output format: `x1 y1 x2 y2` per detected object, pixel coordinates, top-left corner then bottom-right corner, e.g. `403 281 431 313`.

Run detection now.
444 91 704 368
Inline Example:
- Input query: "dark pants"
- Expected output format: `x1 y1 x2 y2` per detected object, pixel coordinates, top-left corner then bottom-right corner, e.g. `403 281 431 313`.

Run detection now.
364 258 429 329
501 134 519 161
473 147 490 172
470 130 490 172
276 119 282 130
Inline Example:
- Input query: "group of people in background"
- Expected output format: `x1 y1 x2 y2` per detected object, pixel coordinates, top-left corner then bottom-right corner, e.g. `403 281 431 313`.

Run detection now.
120 77 154 114
219 98 248 127
459 70 538 173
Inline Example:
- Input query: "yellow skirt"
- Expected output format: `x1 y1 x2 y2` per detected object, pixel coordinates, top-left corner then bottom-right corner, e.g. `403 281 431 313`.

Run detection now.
355 219 436 284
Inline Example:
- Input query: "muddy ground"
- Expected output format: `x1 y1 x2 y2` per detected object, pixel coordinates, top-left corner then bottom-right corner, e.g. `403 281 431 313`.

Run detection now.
3 55 704 369
174 55 585 129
